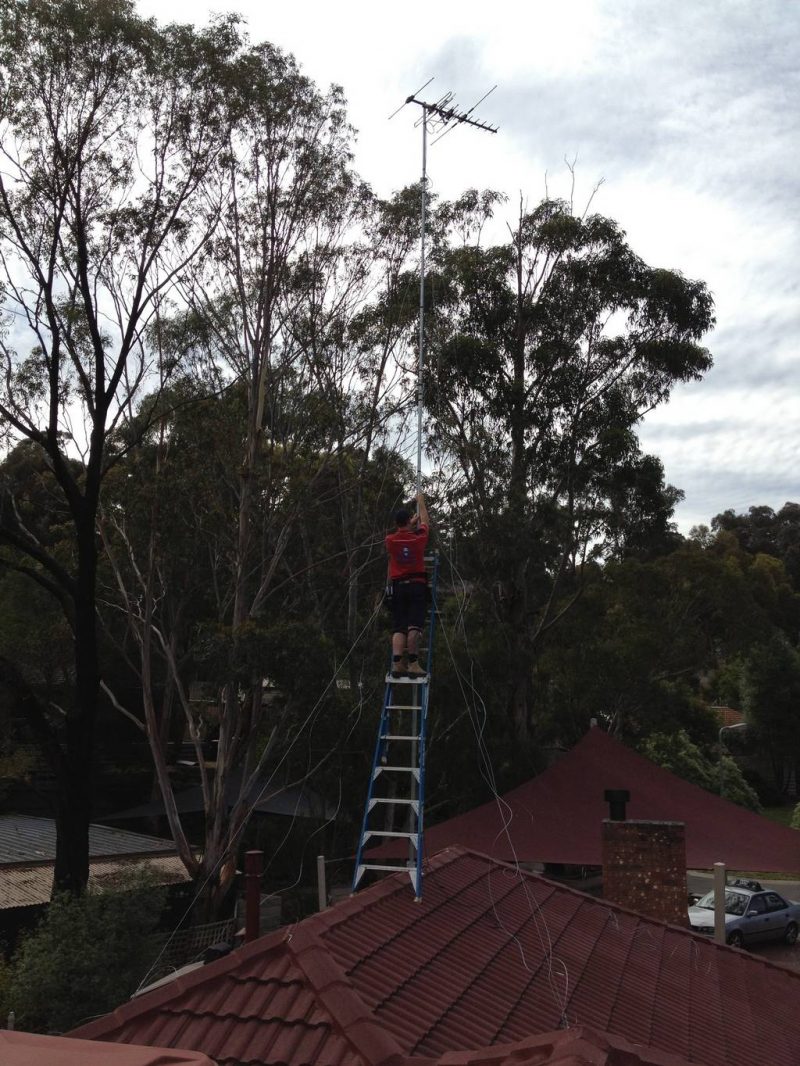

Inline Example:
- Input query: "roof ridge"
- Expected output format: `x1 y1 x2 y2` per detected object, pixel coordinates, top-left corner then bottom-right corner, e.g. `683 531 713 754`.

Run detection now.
286 922 406 1066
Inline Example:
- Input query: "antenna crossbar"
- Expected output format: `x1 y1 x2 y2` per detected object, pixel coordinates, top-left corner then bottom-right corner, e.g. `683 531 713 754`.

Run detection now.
405 94 498 134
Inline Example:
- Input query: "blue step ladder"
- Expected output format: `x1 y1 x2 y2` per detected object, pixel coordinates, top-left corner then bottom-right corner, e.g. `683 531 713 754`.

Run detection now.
352 552 439 900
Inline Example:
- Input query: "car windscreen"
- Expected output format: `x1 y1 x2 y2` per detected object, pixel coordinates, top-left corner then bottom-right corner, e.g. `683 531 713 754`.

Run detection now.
695 890 749 916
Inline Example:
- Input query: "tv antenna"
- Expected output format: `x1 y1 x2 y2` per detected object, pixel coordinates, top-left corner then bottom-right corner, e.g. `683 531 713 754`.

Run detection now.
390 81 498 495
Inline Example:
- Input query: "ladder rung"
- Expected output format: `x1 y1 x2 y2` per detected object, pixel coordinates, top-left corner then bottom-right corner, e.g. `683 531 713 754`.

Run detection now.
370 797 418 805
380 734 421 741
386 704 421 710
364 830 418 840
385 675 429 684
360 863 415 873
373 765 420 781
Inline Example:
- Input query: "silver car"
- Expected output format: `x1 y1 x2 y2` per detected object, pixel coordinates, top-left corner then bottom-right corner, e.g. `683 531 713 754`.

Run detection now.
688 878 800 948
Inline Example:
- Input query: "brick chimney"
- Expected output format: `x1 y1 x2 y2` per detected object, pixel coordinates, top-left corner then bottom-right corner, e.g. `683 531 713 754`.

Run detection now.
602 811 688 926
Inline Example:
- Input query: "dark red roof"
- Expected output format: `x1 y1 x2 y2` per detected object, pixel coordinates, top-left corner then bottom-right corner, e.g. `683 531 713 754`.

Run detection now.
72 847 800 1066
0 1031 213 1065
424 1027 699 1065
380 727 800 872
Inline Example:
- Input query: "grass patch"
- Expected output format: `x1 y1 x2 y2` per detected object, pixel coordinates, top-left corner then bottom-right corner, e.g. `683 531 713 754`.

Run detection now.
762 806 797 829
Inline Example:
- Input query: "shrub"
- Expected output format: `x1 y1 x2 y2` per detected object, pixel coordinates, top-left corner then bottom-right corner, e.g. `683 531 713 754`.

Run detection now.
7 868 166 1033
641 729 761 812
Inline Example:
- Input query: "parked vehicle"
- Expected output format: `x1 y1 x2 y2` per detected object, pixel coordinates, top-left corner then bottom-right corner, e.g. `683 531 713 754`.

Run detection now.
688 878 800 948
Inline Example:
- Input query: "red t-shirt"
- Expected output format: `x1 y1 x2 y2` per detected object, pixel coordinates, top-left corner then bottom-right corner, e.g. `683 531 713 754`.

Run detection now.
385 524 429 581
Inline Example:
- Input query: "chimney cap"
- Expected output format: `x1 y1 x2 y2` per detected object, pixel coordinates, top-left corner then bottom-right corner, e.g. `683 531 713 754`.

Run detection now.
604 788 630 820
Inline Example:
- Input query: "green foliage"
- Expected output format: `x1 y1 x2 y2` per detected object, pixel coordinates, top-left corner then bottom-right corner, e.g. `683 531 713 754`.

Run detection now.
791 803 800 831
713 503 800 590
5 869 166 1034
641 730 760 812
421 193 715 742
741 634 800 794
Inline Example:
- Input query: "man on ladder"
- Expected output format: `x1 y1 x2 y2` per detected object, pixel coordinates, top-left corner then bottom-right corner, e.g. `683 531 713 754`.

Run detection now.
386 492 430 678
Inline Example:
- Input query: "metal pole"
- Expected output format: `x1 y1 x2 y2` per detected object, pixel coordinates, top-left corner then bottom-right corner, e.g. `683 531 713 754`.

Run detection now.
416 107 427 497
244 849 263 943
316 854 328 911
713 861 726 945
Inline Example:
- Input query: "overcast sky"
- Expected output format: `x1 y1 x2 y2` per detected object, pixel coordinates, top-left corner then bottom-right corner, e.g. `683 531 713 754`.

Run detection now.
138 0 798 530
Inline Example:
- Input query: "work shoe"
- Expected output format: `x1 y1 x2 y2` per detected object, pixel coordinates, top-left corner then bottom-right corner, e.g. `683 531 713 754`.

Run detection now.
390 657 407 679
405 659 427 678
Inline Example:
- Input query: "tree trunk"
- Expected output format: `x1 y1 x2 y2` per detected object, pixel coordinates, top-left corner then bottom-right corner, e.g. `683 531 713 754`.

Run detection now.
53 521 98 895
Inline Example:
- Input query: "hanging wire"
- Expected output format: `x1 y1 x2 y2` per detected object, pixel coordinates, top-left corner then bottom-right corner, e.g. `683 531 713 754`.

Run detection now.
431 544 573 1029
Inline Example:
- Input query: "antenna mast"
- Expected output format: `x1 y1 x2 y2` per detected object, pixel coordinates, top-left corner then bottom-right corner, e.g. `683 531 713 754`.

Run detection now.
395 84 498 495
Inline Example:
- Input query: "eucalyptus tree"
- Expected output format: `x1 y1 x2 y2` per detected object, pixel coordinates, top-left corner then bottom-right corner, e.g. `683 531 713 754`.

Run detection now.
0 0 234 893
97 42 417 915
424 194 715 743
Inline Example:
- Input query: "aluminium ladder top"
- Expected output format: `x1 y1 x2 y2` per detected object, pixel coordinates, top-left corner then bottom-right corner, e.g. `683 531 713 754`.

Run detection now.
352 551 439 900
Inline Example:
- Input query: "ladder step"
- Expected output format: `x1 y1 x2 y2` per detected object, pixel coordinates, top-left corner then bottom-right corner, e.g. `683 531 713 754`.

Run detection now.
386 704 422 710
360 863 415 873
373 765 420 781
369 797 418 805
380 734 421 741
385 675 429 684
364 830 418 840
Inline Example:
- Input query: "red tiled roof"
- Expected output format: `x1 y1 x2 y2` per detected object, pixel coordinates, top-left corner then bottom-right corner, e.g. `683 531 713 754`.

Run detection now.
72 847 800 1066
711 706 745 728
374 727 800 872
426 1027 699 1065
75 936 373 1066
0 1030 214 1065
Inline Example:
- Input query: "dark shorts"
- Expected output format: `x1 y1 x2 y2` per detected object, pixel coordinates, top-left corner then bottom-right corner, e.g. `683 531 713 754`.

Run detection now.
391 581 426 634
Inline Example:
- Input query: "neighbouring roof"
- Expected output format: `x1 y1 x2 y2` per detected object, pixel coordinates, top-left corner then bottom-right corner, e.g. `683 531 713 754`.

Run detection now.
71 846 800 1066
373 727 800 873
0 1030 213 1066
711 706 746 728
1 855 190 909
0 815 188 910
111 775 336 822
0 816 177 866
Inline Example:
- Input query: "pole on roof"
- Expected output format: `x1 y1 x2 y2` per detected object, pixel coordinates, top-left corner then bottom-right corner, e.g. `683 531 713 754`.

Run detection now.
713 862 726 945
317 854 328 911
415 108 427 497
393 83 498 497
244 850 263 943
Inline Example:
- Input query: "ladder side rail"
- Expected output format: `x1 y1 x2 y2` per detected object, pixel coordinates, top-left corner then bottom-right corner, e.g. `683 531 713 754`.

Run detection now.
415 550 439 893
408 680 421 867
413 682 430 899
352 678 394 892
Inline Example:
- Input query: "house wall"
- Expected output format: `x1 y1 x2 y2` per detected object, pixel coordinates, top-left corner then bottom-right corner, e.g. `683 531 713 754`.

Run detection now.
602 819 688 926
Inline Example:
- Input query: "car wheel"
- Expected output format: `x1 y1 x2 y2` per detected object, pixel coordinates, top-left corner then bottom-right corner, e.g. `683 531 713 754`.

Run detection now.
784 922 798 946
727 930 744 948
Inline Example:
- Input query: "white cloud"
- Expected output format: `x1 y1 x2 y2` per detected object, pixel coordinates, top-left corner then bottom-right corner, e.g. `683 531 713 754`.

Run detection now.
133 0 799 529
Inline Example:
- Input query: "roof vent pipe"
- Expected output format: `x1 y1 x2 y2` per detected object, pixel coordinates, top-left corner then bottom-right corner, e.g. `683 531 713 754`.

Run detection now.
604 789 630 821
